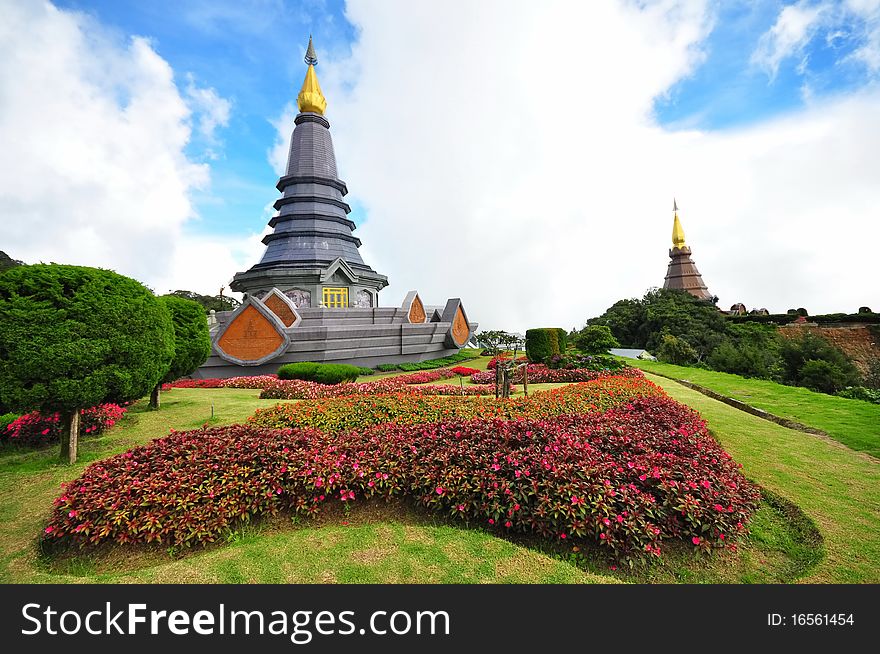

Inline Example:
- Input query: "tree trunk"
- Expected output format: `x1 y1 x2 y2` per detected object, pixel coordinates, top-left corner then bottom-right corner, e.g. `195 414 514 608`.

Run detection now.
495 363 501 400
59 409 79 464
149 382 161 410
523 364 529 397
501 366 511 399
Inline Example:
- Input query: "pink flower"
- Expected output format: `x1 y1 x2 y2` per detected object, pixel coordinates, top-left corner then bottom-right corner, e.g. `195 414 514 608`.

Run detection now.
41 429 50 435
436 486 444 495
504 521 512 528
713 503 724 512
44 526 54 534
638 474 647 481
692 537 701 545
488 518 495 524
560 533 566 539
603 517 611 526
457 504 465 511
600 533 606 539
68 510 77 518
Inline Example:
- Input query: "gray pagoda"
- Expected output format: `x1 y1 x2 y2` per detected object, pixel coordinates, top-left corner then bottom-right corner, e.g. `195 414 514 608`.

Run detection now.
195 38 476 378
229 36 388 309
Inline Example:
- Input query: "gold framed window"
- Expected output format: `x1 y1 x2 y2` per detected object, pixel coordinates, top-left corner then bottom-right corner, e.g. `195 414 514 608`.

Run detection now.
322 287 349 308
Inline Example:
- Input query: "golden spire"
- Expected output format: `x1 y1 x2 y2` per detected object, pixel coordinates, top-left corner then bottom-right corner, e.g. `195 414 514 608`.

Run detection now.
671 198 687 249
297 35 327 115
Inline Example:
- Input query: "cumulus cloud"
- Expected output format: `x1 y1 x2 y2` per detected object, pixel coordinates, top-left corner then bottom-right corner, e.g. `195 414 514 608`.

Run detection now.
265 0 879 331
0 0 255 296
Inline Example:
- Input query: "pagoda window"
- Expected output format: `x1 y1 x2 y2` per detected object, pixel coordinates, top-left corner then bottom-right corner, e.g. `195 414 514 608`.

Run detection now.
322 287 349 308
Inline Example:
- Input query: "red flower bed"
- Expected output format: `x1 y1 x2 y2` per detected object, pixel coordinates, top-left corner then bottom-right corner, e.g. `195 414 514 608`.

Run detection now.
42 394 759 559
415 384 505 396
3 404 127 447
451 366 480 376
251 376 663 433
471 365 643 385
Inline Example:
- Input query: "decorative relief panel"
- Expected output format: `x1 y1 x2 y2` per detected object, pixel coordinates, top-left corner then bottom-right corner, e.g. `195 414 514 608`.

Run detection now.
408 295 426 324
284 289 311 308
216 305 286 363
354 289 373 308
451 306 469 347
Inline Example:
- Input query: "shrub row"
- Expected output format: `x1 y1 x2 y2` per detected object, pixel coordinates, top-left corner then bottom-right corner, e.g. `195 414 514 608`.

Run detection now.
378 350 480 373
43 394 758 560
3 404 127 447
250 375 661 434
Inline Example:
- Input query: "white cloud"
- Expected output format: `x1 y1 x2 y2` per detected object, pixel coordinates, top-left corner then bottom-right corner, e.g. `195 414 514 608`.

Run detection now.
262 0 879 331
0 0 248 297
184 73 232 142
751 0 831 79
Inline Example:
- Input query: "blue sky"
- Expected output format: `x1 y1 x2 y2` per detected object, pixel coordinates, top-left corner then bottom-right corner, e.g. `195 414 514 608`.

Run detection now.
4 0 879 328
51 0 880 242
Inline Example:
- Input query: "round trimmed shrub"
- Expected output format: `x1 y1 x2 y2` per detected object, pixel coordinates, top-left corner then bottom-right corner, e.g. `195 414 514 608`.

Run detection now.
0 264 174 462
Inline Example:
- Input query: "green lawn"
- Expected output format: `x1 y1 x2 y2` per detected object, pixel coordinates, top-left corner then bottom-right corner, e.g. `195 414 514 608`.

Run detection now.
628 359 880 457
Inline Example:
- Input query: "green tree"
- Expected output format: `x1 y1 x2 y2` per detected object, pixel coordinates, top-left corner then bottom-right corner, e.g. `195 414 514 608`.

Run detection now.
656 333 699 365
150 295 212 409
588 288 726 360
779 332 861 393
573 325 620 354
0 264 174 463
167 289 240 313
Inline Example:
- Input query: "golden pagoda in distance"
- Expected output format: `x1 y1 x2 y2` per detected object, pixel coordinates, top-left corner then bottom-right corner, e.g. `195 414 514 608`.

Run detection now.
663 199 714 301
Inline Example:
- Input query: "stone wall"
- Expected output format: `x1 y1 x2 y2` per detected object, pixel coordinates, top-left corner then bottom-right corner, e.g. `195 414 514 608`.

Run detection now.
778 323 880 376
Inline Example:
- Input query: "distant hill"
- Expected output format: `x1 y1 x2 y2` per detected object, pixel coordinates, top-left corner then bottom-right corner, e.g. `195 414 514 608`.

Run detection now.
0 251 24 271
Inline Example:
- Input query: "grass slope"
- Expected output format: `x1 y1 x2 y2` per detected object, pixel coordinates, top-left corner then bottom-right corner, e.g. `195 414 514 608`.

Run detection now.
628 359 880 457
643 373 879 583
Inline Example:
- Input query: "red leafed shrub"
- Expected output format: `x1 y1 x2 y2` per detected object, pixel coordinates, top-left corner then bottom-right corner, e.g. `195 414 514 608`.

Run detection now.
487 356 528 370
42 394 759 558
451 366 480 376
3 404 127 448
471 365 643 385
251 375 664 433
260 378 411 400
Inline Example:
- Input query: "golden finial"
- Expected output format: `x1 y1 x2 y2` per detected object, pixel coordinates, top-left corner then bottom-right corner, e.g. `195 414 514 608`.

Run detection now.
297 35 327 115
671 198 687 249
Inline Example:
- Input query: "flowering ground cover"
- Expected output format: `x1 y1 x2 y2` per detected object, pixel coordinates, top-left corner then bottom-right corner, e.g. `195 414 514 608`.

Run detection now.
2 404 127 448
250 375 662 433
42 389 759 560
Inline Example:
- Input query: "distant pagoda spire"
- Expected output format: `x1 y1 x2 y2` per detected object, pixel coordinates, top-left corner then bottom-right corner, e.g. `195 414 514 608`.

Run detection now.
297 35 327 115
662 200 713 301
671 198 686 249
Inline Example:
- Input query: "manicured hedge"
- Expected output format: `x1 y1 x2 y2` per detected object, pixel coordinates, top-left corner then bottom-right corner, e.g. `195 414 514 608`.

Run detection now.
726 312 880 325
277 362 363 385
43 393 759 560
525 328 568 362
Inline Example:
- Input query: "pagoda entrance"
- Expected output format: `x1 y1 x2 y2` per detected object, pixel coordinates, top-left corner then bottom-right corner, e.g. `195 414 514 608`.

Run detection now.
322 287 349 308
